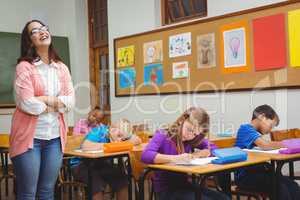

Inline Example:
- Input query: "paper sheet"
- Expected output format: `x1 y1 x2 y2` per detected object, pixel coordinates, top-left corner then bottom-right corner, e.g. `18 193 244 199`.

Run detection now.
174 157 217 166
244 147 287 154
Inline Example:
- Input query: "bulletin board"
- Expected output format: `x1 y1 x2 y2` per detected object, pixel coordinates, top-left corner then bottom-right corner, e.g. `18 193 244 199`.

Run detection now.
114 0 300 97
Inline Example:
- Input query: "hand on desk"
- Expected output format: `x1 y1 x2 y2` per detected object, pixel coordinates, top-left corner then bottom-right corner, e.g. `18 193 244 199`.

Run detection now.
192 149 211 158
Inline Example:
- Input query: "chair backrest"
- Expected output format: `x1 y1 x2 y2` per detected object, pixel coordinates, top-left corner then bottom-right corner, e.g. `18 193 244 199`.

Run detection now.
270 128 300 141
130 147 147 181
210 137 236 148
65 135 85 151
0 134 9 148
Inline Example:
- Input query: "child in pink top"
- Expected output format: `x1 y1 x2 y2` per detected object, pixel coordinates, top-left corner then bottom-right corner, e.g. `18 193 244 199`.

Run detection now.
73 107 105 135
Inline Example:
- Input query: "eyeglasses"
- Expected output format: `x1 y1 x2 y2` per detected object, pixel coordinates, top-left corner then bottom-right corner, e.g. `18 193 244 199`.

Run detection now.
30 25 49 36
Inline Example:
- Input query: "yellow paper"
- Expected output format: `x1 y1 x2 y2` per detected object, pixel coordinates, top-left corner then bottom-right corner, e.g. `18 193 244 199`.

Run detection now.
288 9 300 67
117 45 135 67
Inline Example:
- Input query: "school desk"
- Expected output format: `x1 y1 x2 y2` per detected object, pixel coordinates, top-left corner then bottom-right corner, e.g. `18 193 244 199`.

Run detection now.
138 153 273 200
247 151 300 200
64 143 147 200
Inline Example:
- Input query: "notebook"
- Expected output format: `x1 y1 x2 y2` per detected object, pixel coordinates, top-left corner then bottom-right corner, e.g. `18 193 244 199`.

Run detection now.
211 147 248 164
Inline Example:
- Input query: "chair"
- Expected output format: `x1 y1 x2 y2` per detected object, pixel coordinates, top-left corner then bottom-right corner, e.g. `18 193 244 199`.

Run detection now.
129 145 156 200
271 128 300 180
56 156 87 200
0 134 15 200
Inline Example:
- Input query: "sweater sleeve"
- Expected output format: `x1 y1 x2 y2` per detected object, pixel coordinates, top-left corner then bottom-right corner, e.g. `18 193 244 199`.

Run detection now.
196 139 218 150
58 63 75 112
141 130 167 164
14 62 35 102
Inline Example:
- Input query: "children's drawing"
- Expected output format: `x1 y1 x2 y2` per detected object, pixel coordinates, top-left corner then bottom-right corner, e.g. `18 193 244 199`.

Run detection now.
144 64 163 86
197 33 216 68
223 28 246 68
143 40 163 64
172 61 189 79
118 67 136 89
117 45 135 67
169 32 192 58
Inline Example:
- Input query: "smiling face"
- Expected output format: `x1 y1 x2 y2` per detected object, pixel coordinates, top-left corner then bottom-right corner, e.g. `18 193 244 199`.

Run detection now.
27 21 51 50
181 120 202 141
87 109 104 126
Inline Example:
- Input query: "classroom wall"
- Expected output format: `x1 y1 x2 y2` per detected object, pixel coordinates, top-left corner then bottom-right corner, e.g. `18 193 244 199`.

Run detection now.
0 0 90 133
107 0 300 135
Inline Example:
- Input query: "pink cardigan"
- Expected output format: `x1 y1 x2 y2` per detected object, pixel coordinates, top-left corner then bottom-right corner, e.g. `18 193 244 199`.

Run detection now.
9 61 74 158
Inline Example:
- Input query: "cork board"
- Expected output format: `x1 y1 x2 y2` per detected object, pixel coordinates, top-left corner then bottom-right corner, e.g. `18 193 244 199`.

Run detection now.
114 1 300 97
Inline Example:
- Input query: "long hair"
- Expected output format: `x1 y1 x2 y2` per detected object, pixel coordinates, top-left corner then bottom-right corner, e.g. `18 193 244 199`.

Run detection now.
167 107 210 154
17 19 62 64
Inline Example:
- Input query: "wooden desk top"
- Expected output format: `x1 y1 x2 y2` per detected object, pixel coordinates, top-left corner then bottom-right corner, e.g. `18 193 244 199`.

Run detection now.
0 134 9 148
146 153 270 175
247 151 300 161
64 143 147 159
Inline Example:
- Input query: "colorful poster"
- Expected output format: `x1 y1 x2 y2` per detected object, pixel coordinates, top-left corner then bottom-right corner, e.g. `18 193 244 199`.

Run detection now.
288 9 300 67
118 67 136 89
220 21 250 73
172 61 189 79
253 14 286 71
169 32 192 58
143 40 163 64
117 45 135 67
197 33 216 68
144 64 164 86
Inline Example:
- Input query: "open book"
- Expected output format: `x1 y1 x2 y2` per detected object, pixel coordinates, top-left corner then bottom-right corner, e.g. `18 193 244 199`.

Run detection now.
174 157 217 166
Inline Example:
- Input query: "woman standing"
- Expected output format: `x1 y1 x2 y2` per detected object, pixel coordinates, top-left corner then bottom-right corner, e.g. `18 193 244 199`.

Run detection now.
9 20 74 200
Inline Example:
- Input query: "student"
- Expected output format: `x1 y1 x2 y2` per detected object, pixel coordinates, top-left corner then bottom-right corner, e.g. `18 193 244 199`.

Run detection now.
141 107 230 200
72 119 141 200
73 106 104 135
235 104 300 200
10 20 74 200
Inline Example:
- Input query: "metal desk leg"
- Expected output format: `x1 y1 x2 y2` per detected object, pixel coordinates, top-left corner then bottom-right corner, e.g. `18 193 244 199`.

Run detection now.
138 168 152 200
271 161 277 200
86 160 93 200
126 155 133 200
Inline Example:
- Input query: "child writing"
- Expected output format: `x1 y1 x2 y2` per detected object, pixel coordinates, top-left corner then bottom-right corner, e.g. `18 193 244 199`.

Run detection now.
235 104 300 200
73 106 105 135
141 107 230 200
72 118 141 200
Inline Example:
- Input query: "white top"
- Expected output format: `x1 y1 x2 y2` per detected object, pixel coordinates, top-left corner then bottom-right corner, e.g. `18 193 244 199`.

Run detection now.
18 60 74 140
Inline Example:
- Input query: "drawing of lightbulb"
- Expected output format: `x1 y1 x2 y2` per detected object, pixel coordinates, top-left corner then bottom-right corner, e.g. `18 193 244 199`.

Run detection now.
229 37 240 58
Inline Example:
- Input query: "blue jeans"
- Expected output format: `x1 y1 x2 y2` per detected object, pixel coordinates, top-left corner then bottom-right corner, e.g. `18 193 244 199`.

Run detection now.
11 138 63 200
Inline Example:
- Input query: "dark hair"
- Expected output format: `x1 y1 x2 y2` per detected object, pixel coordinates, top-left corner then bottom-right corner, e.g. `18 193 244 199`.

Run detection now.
17 19 62 64
252 104 279 125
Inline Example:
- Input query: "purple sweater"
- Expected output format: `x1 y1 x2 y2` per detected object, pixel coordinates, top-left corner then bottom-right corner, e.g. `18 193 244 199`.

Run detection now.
141 129 217 192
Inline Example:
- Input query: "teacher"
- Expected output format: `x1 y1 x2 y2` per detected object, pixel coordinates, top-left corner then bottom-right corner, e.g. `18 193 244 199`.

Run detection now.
9 19 74 200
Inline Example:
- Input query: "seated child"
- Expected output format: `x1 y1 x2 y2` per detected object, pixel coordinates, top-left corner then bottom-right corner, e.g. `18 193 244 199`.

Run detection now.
141 107 230 200
73 106 104 135
72 119 141 200
235 104 300 200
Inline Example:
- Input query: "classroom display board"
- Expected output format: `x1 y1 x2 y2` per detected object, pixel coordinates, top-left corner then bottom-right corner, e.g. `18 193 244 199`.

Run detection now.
114 1 300 97
0 32 70 107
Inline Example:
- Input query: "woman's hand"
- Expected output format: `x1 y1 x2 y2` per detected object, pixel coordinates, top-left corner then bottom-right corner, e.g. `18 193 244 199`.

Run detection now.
192 149 211 158
36 96 65 109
